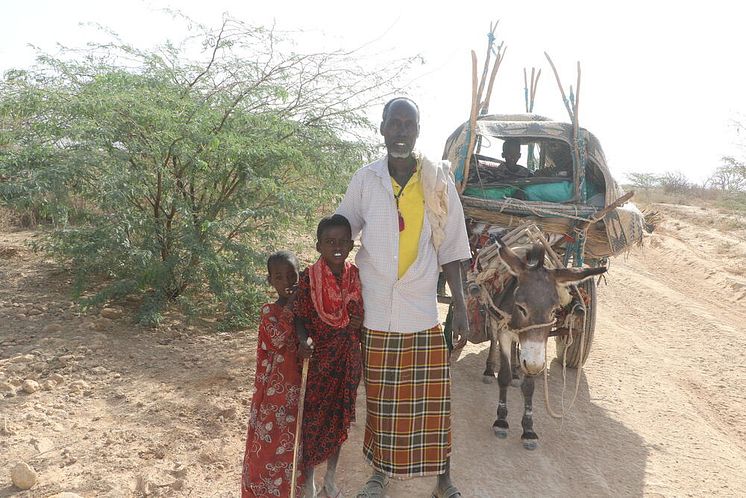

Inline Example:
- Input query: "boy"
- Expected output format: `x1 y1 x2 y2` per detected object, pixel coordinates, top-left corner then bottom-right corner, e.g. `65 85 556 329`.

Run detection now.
294 214 363 498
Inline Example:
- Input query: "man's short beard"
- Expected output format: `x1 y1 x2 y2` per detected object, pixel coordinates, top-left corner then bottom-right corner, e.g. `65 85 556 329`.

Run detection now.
389 150 413 159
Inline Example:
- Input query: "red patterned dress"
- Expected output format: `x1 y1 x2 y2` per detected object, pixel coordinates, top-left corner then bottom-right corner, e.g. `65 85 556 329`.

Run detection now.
294 262 363 467
242 303 303 497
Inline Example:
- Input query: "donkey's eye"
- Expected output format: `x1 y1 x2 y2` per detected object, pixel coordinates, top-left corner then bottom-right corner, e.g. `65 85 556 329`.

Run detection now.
515 304 528 316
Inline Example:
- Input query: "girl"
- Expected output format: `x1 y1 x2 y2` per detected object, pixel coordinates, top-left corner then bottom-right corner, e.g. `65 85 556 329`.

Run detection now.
242 251 304 498
295 214 364 498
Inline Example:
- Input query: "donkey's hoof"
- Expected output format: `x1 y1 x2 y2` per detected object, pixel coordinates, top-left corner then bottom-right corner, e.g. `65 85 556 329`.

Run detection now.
521 432 539 450
493 427 508 439
521 439 539 450
482 375 495 384
492 420 509 439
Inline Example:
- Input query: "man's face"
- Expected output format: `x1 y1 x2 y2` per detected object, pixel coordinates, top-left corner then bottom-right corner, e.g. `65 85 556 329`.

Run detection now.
502 142 521 166
380 100 419 159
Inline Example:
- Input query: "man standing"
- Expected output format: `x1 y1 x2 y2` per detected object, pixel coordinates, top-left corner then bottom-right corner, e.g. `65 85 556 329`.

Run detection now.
336 98 470 498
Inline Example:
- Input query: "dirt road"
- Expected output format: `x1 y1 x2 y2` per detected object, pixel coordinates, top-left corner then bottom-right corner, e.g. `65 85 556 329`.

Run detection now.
1 203 745 497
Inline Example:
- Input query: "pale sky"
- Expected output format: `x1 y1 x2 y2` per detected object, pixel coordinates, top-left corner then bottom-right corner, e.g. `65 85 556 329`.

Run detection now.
2 0 745 184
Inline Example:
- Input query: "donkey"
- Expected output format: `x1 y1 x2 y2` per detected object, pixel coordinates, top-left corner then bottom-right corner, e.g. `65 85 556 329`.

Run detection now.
484 237 606 449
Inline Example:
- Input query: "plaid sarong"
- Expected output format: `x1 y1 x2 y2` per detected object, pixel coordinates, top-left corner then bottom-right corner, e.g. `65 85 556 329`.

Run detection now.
361 326 451 478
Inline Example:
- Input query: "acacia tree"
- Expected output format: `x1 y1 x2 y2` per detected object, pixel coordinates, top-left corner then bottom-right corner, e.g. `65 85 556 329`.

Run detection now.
0 17 416 327
707 156 746 191
659 171 690 193
625 172 661 191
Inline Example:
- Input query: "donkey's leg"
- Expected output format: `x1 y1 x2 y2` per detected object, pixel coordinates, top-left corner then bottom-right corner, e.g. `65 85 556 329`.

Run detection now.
493 332 512 438
520 375 539 450
483 334 499 384
510 341 523 387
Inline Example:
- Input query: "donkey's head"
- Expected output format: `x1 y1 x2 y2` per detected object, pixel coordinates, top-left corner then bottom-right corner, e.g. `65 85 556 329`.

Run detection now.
496 239 607 375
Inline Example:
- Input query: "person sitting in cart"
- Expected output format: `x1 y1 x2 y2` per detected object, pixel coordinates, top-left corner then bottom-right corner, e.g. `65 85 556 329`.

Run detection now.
494 139 532 179
534 141 572 178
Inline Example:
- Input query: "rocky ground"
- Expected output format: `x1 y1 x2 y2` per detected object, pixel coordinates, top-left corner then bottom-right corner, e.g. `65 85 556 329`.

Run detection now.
1 202 745 497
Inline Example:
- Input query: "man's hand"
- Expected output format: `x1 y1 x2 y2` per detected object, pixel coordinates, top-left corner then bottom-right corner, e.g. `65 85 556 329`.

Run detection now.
450 305 468 350
349 313 363 330
442 261 470 351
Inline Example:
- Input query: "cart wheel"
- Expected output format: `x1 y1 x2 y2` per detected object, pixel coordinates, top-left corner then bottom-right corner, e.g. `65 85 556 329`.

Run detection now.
555 278 596 368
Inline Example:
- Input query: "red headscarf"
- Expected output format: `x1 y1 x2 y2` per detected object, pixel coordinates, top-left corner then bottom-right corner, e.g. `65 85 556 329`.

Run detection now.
308 258 363 329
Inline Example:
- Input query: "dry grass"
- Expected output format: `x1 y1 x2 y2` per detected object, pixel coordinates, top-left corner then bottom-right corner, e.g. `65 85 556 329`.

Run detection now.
716 241 737 256
630 187 746 215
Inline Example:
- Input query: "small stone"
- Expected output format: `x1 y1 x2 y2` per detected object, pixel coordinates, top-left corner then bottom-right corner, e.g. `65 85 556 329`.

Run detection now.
91 366 108 375
169 465 188 479
22 379 40 394
31 437 54 453
6 363 27 373
57 355 76 366
30 362 47 372
9 354 35 363
218 407 237 420
69 380 90 391
49 373 64 384
11 462 38 490
26 308 43 316
100 307 123 320
42 380 56 391
0 382 16 397
43 324 64 334
47 493 85 498
93 319 112 331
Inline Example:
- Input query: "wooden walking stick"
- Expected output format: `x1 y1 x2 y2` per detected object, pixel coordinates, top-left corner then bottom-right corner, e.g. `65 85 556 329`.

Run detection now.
290 344 311 498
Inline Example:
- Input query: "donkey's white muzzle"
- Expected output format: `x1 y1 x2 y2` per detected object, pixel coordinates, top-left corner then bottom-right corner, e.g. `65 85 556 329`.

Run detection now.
519 339 546 375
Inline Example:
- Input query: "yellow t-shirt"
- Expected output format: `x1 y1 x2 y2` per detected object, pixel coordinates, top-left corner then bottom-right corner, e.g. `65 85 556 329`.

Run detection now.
392 164 424 278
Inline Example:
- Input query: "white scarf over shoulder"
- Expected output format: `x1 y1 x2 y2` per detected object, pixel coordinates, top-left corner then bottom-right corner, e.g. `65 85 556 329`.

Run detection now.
417 152 452 251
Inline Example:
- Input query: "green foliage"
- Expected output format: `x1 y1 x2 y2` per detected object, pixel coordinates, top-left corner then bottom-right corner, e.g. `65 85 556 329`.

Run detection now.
716 191 746 214
625 171 661 191
707 156 746 191
0 16 415 327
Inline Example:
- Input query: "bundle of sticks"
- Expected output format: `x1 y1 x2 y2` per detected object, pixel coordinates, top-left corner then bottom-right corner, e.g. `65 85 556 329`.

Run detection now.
458 21 507 194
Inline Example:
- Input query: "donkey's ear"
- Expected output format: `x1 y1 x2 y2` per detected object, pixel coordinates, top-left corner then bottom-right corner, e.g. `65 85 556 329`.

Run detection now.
496 237 526 276
551 266 607 285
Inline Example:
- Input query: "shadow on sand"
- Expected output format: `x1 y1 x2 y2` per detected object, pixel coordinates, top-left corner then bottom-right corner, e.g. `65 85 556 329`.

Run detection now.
334 343 648 497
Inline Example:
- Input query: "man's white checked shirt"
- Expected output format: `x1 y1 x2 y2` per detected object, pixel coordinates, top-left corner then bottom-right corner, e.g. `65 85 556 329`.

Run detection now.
336 155 471 333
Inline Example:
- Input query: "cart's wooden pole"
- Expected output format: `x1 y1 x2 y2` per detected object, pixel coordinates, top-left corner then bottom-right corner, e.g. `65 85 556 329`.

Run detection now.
530 69 541 112
544 52 574 123
481 44 505 115
290 357 310 498
459 50 479 194
574 61 581 139
476 22 497 106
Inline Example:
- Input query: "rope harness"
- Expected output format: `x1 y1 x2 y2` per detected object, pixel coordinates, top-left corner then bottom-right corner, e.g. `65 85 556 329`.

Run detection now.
544 301 586 421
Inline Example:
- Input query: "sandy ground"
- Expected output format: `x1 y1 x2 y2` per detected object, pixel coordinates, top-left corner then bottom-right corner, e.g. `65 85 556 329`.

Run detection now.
1 202 745 497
